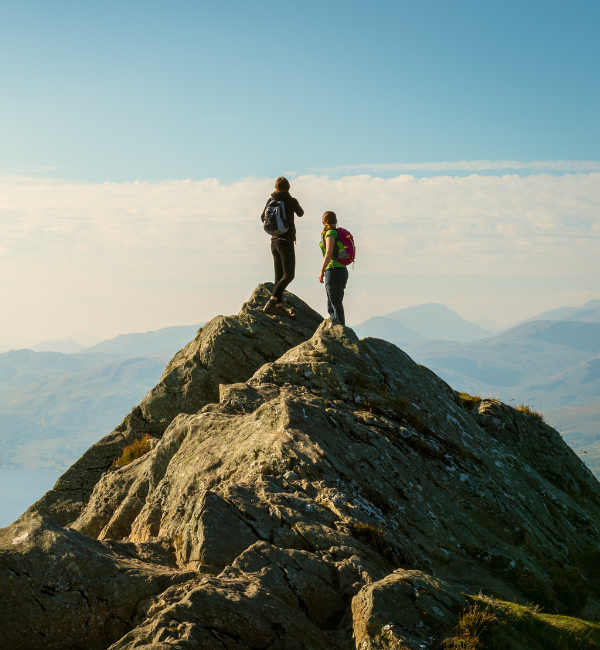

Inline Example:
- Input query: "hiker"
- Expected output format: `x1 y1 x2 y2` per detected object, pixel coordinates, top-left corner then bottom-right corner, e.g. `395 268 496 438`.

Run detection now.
260 176 304 318
318 211 354 326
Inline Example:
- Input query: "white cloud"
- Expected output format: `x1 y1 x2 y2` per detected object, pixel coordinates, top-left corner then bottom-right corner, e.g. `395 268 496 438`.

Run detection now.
318 160 600 173
0 171 598 340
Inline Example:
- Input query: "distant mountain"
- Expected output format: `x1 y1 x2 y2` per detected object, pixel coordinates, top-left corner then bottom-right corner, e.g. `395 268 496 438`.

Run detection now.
405 320 600 398
519 299 600 325
0 357 165 470
69 333 104 347
353 316 424 346
473 316 504 332
83 324 202 360
513 353 600 408
545 401 600 476
0 349 117 389
32 339 88 354
0 323 206 469
385 303 493 342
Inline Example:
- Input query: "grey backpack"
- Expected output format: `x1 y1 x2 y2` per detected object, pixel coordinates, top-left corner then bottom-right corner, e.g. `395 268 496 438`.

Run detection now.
262 199 289 237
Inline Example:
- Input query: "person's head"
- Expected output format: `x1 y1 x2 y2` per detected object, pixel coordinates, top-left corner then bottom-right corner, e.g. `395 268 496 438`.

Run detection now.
322 211 337 236
322 211 337 230
275 176 290 192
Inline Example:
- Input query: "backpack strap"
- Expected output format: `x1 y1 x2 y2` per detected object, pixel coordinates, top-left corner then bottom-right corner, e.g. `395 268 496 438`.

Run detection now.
322 228 340 261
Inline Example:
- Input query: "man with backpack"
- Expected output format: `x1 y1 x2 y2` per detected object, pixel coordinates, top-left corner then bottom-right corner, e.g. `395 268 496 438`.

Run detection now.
260 176 304 318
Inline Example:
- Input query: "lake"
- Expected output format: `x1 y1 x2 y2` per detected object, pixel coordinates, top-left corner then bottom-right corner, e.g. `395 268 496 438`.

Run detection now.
0 467 60 528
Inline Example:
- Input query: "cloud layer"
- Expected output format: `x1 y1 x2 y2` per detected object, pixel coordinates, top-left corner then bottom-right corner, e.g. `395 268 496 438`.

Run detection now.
0 171 598 340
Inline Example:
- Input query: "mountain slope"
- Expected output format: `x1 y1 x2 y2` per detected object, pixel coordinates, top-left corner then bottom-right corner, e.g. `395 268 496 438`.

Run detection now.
0 325 208 470
520 298 600 325
514 353 600 408
406 320 600 395
31 339 88 353
0 358 166 470
0 348 118 389
473 316 504 332
545 401 600 476
2 284 600 650
83 324 203 359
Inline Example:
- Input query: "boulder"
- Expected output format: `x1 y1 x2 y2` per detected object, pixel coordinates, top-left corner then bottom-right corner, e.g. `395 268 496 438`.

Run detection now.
352 570 469 649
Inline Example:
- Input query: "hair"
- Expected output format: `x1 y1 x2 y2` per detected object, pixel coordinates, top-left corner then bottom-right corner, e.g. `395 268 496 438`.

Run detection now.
275 176 290 192
322 211 337 236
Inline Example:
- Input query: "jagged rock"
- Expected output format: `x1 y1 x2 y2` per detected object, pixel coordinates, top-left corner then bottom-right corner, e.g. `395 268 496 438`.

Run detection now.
3 287 600 649
34 284 322 527
107 570 334 650
352 570 469 649
0 511 194 650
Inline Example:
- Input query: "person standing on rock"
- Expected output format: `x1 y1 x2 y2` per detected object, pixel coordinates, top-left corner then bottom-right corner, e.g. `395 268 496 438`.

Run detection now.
261 176 304 318
319 211 352 326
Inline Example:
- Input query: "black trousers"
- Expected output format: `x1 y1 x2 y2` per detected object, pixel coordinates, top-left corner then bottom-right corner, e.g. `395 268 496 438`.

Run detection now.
271 238 295 302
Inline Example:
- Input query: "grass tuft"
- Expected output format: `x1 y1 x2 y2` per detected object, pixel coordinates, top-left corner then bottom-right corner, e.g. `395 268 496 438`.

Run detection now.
447 602 507 649
458 392 482 413
513 403 545 422
112 433 155 467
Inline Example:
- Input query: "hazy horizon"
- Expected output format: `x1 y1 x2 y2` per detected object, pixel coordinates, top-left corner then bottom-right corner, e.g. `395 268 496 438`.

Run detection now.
0 281 598 351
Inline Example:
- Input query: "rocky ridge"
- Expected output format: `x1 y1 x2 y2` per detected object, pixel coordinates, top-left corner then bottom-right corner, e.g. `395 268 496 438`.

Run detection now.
2 284 600 650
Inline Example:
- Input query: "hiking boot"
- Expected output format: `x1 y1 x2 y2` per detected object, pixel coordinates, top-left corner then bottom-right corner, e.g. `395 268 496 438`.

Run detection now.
264 301 294 319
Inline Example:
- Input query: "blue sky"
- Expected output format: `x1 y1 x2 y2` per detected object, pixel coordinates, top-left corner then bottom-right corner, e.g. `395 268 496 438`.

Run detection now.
1 0 598 183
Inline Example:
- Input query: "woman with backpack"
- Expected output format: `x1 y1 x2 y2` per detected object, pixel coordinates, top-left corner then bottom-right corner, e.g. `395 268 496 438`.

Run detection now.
319 211 354 326
261 176 304 318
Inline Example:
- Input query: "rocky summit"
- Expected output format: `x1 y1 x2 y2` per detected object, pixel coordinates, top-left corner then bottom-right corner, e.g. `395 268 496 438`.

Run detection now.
2 284 600 650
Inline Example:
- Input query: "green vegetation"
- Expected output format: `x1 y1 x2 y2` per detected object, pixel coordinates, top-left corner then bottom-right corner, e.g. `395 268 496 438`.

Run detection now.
458 391 545 423
447 601 507 649
461 548 588 616
112 433 155 467
514 403 545 422
459 392 482 413
446 598 600 649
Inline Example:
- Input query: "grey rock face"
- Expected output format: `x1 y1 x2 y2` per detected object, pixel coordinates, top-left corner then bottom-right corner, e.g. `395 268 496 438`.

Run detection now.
0 511 193 650
33 284 322 527
2 287 600 649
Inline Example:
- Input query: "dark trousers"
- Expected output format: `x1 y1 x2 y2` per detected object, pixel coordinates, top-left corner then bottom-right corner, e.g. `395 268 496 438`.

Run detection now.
324 266 349 325
271 238 295 302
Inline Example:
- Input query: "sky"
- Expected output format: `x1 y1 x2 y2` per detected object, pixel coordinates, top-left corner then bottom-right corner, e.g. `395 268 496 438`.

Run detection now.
0 0 599 345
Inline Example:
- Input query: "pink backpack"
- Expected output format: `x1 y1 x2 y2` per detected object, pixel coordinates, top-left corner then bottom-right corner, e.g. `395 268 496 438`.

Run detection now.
335 227 356 266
